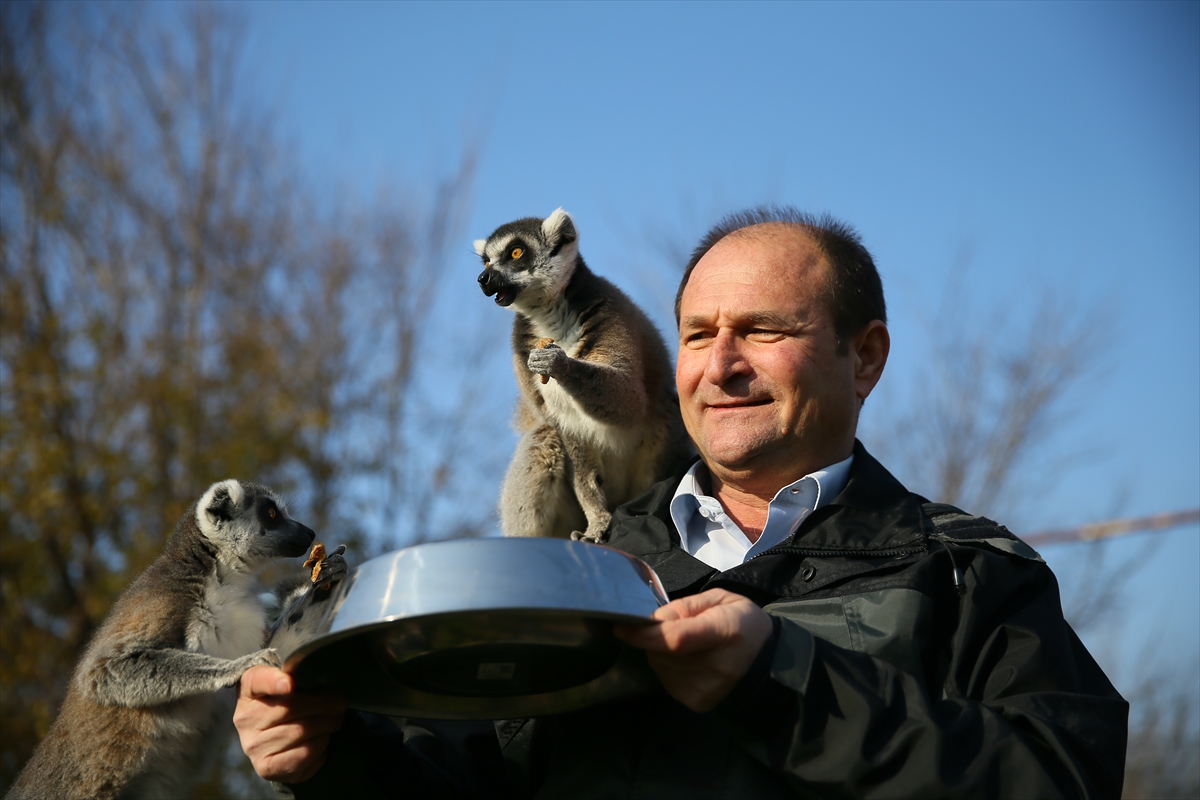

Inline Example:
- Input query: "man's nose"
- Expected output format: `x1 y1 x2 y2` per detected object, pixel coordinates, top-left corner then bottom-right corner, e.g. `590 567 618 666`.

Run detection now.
703 332 749 385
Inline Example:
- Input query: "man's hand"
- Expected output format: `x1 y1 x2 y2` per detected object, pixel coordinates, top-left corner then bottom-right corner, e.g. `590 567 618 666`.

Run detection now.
233 665 348 783
614 588 773 712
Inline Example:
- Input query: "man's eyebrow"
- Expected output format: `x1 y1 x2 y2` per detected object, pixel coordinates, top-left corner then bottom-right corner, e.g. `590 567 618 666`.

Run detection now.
679 310 798 331
742 311 795 328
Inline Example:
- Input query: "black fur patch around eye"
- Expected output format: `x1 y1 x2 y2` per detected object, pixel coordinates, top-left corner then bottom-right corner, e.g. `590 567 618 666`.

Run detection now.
257 498 281 529
504 239 529 262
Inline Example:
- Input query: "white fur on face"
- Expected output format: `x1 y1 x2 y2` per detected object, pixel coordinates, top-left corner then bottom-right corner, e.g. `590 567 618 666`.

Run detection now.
483 233 522 264
473 239 487 257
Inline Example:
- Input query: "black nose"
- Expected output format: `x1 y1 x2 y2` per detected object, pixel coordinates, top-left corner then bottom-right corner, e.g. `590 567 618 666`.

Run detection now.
478 270 499 295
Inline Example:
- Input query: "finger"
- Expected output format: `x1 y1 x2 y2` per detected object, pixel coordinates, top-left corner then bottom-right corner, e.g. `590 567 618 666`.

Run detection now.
617 592 738 649
652 604 683 622
654 614 732 653
240 665 293 699
615 614 724 653
237 690 348 730
245 712 346 752
238 706 345 779
654 588 740 620
251 732 333 783
613 621 666 650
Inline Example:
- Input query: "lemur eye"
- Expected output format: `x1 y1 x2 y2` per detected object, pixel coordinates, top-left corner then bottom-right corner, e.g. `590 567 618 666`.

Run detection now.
511 247 523 259
268 507 277 519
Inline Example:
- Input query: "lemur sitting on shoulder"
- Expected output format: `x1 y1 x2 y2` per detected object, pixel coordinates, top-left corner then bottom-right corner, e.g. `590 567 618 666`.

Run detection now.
7 479 347 800
476 209 693 543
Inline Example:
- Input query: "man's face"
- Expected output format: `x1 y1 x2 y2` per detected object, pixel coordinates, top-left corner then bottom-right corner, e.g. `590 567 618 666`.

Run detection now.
676 225 860 484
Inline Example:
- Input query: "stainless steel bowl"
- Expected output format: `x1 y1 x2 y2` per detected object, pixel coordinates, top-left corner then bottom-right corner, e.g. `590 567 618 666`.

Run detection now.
282 537 668 719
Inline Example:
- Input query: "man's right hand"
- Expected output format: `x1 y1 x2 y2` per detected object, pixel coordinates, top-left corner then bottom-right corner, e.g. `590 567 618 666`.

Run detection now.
234 665 348 783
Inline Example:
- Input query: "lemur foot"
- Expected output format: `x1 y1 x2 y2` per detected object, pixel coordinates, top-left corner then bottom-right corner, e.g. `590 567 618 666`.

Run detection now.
570 530 606 545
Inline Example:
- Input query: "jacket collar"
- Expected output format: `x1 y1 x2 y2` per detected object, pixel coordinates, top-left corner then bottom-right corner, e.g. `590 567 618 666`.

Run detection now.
606 441 928 596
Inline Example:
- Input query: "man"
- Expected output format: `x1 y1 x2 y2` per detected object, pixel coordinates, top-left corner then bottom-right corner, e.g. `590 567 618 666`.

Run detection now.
235 207 1128 798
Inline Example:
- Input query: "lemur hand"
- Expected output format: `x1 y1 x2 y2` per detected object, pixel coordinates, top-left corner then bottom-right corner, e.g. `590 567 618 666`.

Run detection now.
528 342 568 382
242 648 283 670
305 543 348 590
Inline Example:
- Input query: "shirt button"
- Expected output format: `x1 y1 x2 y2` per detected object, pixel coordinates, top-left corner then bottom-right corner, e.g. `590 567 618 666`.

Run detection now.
802 565 816 582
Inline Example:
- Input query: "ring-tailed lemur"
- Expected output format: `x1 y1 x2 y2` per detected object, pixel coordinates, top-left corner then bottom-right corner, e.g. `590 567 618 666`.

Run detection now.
476 209 692 542
6 480 347 800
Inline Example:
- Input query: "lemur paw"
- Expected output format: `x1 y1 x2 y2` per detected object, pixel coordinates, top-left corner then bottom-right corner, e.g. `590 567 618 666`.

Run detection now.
245 648 282 670
315 546 348 589
527 343 567 381
570 530 606 545
305 543 348 589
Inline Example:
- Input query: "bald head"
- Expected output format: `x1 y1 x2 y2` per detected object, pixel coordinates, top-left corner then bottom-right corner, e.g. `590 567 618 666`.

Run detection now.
675 206 886 353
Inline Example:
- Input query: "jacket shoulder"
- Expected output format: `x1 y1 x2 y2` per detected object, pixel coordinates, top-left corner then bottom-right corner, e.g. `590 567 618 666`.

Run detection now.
922 503 1044 563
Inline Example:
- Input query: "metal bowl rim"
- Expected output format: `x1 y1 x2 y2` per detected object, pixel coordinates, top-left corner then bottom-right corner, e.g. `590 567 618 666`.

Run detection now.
283 604 655 673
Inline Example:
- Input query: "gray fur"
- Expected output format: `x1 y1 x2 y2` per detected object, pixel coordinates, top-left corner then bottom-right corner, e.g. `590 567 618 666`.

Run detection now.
477 209 693 542
6 480 345 800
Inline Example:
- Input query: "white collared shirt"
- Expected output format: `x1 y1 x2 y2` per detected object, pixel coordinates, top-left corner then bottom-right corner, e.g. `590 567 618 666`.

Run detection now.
668 455 854 572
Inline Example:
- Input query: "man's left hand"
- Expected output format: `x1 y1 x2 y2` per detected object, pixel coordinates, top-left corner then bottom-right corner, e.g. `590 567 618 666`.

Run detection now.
614 588 773 712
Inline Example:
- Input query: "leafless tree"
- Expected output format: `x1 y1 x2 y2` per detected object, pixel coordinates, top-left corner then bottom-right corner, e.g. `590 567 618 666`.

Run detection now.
862 249 1111 525
0 3 489 795
1121 657 1200 799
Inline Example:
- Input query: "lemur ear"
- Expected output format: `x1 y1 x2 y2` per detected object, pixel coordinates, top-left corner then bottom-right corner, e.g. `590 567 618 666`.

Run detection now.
542 208 578 259
199 479 243 530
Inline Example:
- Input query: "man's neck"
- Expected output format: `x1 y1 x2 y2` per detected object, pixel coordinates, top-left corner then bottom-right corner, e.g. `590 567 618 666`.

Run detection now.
705 446 856 542
708 478 771 543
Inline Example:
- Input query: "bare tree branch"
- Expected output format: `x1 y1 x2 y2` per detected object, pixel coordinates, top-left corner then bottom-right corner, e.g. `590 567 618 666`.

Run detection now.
0 4 486 794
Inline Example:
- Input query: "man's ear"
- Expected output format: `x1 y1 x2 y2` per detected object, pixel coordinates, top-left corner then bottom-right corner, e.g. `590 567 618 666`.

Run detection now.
852 320 890 401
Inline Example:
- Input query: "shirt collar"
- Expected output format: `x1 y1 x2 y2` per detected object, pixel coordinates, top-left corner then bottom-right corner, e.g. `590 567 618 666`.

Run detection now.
669 455 854 571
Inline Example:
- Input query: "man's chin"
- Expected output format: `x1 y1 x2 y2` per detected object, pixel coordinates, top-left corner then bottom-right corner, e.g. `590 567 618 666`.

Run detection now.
695 438 772 475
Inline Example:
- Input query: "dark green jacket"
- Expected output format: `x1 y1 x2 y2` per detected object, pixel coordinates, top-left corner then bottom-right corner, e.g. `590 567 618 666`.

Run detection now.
284 443 1127 799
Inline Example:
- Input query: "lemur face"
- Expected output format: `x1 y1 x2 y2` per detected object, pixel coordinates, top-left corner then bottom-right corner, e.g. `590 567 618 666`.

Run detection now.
197 479 315 568
475 208 580 312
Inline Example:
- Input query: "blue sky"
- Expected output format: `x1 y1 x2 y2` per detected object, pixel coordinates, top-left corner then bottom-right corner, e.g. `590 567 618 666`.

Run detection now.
241 1 1199 694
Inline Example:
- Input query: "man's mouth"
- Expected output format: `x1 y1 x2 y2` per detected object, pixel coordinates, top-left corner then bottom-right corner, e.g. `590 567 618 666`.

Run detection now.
705 398 771 410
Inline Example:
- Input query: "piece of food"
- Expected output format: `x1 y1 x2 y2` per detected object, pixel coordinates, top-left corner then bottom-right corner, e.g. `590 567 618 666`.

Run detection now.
535 338 555 383
303 542 327 584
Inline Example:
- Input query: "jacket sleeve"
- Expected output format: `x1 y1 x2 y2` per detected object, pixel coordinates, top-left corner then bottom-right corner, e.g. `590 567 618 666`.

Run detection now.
717 548 1128 799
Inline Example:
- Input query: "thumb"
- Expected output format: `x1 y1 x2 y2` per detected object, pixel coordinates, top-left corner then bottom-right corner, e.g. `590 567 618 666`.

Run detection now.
240 664 293 699
653 588 741 621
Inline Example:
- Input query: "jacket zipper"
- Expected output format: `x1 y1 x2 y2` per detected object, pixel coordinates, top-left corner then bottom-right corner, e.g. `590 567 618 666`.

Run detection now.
746 543 928 562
